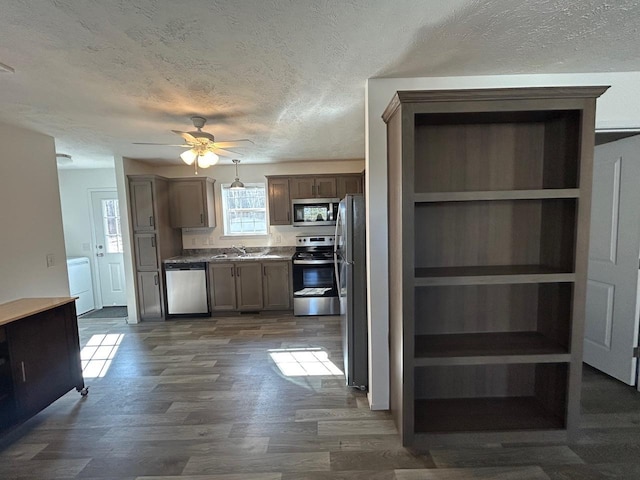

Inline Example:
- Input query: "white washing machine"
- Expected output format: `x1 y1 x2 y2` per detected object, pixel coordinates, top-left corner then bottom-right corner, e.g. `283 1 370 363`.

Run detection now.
66 257 95 315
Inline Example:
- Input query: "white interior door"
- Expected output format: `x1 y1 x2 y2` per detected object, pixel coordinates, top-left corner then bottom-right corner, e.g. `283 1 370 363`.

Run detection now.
91 190 127 306
584 136 640 385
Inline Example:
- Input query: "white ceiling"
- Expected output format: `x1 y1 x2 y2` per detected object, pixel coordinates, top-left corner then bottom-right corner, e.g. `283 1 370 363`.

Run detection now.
1 0 639 169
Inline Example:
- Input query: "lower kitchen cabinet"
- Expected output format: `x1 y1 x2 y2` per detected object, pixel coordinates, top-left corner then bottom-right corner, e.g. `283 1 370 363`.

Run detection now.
235 262 264 311
209 263 237 311
263 261 291 310
209 261 292 312
137 271 162 319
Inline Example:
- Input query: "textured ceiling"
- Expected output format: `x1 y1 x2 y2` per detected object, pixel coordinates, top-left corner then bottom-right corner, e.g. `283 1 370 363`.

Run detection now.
1 0 639 168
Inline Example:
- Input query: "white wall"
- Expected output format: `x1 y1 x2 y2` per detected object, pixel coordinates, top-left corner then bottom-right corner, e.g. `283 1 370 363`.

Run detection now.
57 167 117 310
0 122 69 303
58 168 117 256
365 71 640 410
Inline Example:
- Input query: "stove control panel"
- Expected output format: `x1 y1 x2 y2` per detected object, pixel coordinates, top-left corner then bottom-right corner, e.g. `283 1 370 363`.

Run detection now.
296 235 335 247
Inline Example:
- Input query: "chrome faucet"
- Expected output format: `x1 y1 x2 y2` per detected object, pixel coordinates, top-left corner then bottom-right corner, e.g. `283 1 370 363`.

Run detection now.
232 244 247 256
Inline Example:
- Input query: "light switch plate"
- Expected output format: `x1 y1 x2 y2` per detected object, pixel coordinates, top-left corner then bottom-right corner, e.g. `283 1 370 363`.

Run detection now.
46 254 55 268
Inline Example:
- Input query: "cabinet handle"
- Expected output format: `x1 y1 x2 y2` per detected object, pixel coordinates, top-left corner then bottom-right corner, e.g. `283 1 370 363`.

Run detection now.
287 211 290 221
20 361 26 382
200 213 204 224
149 216 153 227
151 237 156 248
154 274 158 285
312 185 316 196
237 266 241 277
263 266 266 276
231 268 234 277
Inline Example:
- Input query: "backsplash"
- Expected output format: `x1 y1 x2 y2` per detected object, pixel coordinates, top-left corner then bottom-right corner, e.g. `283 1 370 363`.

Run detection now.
181 224 335 249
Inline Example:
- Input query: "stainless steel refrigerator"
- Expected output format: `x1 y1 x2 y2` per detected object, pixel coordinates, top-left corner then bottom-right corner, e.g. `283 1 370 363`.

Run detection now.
334 194 368 390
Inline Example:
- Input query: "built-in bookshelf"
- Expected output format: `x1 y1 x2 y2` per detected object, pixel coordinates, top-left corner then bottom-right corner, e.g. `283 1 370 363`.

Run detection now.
384 86 608 447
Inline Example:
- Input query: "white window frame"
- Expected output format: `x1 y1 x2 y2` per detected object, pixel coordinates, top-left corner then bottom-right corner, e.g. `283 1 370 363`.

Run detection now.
220 182 268 237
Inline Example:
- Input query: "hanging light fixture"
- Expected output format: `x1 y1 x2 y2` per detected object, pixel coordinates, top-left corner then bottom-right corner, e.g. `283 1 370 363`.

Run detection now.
230 159 245 189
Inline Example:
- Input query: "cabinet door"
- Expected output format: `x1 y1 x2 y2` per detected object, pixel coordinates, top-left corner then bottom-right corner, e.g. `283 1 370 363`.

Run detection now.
209 263 237 311
169 180 207 228
130 180 155 231
235 262 264 311
137 271 162 319
7 308 74 416
134 234 158 270
268 178 291 225
262 261 291 310
337 175 363 199
289 177 315 199
315 177 337 198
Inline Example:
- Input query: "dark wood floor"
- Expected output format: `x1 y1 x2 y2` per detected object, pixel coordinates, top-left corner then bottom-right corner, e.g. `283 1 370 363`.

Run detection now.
1 313 640 479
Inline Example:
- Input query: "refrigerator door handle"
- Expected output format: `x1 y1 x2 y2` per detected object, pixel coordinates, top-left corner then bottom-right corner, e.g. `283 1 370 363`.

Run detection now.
334 252 340 294
333 203 344 289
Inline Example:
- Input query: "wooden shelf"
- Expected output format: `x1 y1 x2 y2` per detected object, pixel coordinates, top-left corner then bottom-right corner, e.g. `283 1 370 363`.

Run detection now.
415 189 580 203
414 265 575 286
414 397 565 433
414 332 570 366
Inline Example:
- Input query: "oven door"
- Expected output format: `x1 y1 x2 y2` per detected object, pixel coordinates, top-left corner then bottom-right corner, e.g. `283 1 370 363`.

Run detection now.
292 259 339 315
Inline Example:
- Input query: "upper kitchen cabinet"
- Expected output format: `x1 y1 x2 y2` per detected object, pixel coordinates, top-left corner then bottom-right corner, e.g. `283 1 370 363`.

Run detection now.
266 173 363 225
337 174 363 199
290 176 337 199
130 180 156 231
169 177 216 228
267 177 291 225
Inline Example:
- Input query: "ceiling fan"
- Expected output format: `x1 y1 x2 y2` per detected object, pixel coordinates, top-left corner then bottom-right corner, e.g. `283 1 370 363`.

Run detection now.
134 116 253 173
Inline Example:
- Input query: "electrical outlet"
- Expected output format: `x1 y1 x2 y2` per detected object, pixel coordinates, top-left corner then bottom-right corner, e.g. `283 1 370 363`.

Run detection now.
191 238 196 246
275 234 282 244
46 254 55 268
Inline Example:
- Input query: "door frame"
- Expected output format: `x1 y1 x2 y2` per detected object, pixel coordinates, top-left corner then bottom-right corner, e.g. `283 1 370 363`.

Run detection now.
88 188 126 309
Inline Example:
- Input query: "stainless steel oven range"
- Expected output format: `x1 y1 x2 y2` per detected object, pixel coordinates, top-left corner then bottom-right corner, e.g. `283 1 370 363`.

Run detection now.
292 235 339 316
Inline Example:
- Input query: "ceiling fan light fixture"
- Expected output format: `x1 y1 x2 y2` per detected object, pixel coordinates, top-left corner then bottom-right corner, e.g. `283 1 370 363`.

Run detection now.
230 159 245 189
180 148 197 165
198 150 219 168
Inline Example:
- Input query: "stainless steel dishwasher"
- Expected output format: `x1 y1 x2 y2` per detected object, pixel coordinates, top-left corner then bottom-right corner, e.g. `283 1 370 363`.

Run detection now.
165 262 210 316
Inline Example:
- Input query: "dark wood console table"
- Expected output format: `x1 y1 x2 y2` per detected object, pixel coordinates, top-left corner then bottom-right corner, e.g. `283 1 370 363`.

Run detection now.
0 297 86 431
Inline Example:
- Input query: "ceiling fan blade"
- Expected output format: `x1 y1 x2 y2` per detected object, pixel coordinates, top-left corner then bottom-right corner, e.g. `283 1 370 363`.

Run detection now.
212 148 243 157
133 142 192 147
171 130 197 143
213 139 254 149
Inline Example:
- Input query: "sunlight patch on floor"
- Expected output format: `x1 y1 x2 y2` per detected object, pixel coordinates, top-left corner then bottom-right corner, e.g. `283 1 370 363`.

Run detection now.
80 333 124 378
269 347 343 377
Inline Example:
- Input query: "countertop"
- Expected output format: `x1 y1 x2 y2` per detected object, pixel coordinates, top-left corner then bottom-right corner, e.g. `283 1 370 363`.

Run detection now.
164 247 295 264
0 297 76 326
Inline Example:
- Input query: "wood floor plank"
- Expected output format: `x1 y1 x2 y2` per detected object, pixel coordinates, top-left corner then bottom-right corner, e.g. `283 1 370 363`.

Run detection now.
76 455 189 477
395 466 550 479
137 474 282 480
0 458 91 478
430 446 584 468
330 450 434 470
318 420 397 436
295 407 391 422
182 452 330 474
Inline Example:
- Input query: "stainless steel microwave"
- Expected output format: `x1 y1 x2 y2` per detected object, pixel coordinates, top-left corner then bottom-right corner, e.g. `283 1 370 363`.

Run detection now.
291 198 340 227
